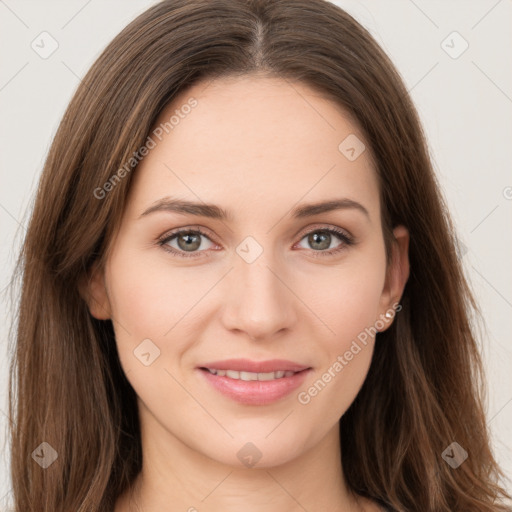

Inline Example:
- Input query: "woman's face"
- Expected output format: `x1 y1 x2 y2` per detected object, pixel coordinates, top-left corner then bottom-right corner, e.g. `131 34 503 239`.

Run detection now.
87 75 408 468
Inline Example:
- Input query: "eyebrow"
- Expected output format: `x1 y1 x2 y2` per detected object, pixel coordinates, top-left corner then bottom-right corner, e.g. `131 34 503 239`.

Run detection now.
139 196 370 221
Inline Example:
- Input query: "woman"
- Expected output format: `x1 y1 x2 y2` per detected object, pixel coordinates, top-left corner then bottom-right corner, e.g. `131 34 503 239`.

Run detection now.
8 0 511 511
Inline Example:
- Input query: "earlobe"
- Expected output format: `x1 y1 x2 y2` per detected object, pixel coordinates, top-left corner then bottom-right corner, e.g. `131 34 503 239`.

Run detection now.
379 225 410 330
78 263 112 320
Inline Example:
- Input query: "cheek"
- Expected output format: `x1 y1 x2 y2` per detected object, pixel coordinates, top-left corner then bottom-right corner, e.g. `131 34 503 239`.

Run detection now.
293 253 385 412
103 253 199 386
301 256 386 348
295 289 382 424
106 249 209 339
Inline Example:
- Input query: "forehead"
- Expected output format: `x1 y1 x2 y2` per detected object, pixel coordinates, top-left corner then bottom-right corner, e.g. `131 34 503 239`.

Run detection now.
127 75 380 223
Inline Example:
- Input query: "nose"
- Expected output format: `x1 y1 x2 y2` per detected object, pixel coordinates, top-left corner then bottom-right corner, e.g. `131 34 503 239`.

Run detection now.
220 251 298 341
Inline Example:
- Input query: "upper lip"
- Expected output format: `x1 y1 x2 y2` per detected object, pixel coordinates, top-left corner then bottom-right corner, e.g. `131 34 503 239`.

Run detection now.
198 358 310 373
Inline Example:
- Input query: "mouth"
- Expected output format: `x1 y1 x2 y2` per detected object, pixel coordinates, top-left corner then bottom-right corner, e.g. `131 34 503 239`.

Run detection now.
198 358 310 374
196 359 312 405
200 368 299 380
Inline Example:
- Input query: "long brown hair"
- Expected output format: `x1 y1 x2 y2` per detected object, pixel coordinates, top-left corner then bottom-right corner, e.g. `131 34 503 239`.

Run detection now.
8 0 511 510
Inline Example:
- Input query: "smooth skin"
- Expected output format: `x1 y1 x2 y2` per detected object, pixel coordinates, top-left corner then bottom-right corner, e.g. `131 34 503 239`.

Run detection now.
85 74 409 512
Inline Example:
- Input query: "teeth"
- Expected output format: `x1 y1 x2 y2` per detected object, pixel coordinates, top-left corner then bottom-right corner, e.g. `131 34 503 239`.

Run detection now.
206 368 297 380
239 371 258 381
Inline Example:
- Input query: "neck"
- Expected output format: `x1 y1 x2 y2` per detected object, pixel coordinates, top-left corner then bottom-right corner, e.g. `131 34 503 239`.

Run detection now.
115 405 371 512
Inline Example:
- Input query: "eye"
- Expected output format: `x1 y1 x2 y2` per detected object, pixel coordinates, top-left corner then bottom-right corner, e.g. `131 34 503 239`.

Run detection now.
158 227 217 258
295 226 354 257
157 225 354 259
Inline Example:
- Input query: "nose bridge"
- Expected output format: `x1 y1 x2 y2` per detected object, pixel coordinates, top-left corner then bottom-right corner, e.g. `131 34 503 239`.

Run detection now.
222 239 296 339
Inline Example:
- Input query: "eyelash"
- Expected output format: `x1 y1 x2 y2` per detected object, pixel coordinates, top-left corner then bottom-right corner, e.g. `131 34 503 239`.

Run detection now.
157 225 354 259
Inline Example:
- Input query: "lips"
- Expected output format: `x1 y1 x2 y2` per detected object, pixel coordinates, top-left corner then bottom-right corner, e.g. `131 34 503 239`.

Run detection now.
197 358 312 405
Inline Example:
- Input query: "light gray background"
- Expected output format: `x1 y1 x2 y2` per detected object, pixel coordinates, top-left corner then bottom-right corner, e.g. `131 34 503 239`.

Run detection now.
1 0 511 508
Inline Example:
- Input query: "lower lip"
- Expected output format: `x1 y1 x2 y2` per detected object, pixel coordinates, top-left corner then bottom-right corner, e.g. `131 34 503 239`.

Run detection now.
198 368 311 405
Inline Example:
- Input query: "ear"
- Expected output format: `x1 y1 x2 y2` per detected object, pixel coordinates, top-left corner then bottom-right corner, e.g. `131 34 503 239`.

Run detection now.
79 262 112 320
378 225 409 331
